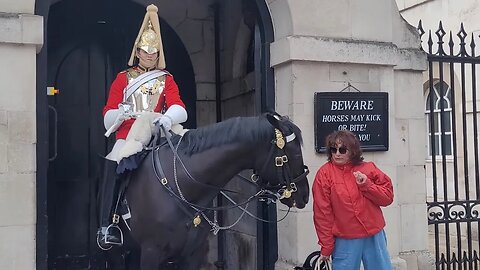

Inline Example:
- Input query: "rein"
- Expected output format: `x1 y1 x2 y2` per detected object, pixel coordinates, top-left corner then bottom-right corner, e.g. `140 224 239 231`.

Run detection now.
148 130 242 195
151 139 277 233
151 127 270 211
149 124 308 230
152 147 267 211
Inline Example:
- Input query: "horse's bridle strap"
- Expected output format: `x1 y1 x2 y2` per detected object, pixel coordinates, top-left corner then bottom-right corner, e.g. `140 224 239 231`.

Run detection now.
256 127 309 194
151 134 263 212
152 148 197 219
158 128 242 194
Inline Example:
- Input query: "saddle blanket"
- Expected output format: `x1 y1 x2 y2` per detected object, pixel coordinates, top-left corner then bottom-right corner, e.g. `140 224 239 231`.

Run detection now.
106 112 187 163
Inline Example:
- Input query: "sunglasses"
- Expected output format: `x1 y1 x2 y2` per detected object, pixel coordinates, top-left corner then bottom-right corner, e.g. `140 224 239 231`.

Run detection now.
329 146 348 155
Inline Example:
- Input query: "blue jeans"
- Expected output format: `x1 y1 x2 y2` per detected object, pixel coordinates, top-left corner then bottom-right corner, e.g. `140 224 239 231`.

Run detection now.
332 230 392 270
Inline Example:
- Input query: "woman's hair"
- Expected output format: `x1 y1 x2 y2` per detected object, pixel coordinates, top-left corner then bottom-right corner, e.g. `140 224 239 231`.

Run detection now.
325 130 364 164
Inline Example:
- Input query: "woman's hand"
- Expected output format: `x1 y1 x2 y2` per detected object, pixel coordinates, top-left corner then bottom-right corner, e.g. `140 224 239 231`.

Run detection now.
353 171 367 184
319 254 330 262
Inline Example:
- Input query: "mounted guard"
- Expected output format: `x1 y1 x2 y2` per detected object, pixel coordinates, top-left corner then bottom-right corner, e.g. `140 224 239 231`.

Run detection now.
97 4 187 249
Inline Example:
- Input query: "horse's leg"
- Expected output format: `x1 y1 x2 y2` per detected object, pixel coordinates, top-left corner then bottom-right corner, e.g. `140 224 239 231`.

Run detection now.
175 241 209 270
125 247 141 270
118 220 141 270
105 247 127 270
140 243 161 270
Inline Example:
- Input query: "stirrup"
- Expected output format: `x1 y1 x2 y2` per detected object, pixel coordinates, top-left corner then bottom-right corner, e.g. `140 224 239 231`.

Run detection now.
104 223 123 245
96 225 123 251
97 231 113 251
96 215 124 250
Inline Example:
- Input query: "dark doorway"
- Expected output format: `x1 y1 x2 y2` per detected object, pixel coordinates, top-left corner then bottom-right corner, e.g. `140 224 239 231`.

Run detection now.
45 0 196 268
37 0 275 269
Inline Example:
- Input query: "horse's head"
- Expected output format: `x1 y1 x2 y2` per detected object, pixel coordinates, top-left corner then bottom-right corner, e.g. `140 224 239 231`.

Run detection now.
256 112 310 209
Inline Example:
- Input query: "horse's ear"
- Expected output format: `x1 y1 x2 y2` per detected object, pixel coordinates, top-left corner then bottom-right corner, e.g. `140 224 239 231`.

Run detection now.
266 112 281 128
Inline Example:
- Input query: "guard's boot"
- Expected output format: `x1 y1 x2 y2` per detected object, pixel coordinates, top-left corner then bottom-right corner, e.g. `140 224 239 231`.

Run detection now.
97 159 122 250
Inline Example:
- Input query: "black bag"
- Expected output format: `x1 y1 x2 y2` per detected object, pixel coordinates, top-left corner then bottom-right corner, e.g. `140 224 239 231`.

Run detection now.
294 251 330 270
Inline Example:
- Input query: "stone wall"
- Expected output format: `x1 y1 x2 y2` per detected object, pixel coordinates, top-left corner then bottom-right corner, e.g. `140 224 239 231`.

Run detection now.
268 0 431 269
0 11 42 270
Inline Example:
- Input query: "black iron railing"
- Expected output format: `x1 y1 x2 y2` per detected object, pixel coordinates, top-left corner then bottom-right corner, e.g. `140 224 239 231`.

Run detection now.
420 20 480 270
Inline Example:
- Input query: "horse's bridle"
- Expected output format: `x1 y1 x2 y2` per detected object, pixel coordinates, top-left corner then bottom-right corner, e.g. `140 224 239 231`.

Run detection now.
147 124 309 231
255 128 309 200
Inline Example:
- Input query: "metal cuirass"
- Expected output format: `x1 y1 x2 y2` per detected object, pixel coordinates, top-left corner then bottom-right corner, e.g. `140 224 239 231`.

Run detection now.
124 68 166 113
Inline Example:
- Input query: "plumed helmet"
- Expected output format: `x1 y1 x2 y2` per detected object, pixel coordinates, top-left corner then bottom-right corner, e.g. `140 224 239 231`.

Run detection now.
138 23 160 54
128 4 166 69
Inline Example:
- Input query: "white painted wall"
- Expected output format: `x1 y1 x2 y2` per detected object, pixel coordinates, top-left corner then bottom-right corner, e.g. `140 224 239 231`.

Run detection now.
398 0 480 36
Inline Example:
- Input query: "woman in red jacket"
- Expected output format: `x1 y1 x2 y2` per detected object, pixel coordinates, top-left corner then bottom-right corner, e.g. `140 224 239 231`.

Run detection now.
313 130 393 270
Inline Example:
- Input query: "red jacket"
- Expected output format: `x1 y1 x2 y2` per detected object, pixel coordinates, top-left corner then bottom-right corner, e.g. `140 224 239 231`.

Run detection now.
312 161 394 256
103 69 185 140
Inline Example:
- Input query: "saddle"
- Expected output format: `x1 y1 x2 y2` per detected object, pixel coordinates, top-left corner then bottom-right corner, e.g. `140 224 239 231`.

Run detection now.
116 133 183 174
294 251 330 270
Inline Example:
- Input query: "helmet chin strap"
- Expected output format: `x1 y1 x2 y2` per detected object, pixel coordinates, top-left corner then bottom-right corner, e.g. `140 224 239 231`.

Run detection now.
138 59 157 70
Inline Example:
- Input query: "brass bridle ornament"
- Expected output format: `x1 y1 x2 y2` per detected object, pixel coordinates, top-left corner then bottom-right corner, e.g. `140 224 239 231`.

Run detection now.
254 128 309 201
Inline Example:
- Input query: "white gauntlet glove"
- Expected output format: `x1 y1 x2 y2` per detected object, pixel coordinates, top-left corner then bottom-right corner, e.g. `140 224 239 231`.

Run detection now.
156 115 173 131
153 104 187 132
118 102 135 118
104 103 134 137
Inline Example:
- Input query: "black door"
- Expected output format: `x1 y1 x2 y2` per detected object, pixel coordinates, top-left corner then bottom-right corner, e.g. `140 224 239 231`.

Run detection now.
46 1 120 269
47 42 108 269
47 21 110 270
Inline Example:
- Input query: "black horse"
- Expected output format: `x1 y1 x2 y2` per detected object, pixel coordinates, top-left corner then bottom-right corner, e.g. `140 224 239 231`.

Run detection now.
110 112 310 269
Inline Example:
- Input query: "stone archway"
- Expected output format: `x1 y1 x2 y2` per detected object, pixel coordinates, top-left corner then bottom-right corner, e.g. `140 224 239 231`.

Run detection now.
35 0 197 269
34 0 278 269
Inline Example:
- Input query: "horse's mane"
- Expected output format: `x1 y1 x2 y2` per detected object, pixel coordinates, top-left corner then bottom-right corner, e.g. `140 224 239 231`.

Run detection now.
179 114 302 156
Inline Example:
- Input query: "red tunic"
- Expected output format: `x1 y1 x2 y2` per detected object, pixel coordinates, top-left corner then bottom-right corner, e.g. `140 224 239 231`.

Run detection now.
312 161 394 256
103 69 185 140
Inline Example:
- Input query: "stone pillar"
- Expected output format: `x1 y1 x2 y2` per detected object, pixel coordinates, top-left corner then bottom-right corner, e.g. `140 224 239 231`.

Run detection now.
268 0 432 269
0 4 43 269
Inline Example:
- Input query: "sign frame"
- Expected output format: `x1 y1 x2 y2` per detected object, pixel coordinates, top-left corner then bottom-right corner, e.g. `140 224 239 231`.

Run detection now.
314 92 389 153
